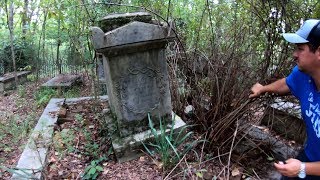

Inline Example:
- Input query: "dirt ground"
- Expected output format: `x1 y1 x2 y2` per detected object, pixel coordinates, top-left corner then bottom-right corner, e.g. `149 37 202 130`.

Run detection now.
0 73 280 180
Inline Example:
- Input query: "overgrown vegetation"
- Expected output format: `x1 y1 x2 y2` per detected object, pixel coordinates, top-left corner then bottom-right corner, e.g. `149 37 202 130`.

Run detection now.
0 113 37 163
48 99 110 179
143 113 198 170
34 86 82 107
81 157 106 179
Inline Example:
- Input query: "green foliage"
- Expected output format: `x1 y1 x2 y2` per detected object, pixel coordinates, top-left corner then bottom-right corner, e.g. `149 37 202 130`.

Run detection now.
143 113 197 169
82 157 106 180
83 128 100 159
0 113 35 153
53 129 76 156
27 74 36 82
34 88 57 107
75 113 84 124
0 38 36 74
63 86 80 98
74 113 101 159
17 85 26 98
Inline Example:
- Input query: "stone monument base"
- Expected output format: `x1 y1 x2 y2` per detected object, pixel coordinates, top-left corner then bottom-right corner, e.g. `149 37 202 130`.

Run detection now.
104 111 186 163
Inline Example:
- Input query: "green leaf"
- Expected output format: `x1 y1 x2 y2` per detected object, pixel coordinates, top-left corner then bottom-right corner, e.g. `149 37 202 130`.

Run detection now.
92 173 98 179
176 131 193 146
91 161 96 166
196 171 203 178
88 167 96 175
96 166 103 172
165 136 180 159
267 156 274 161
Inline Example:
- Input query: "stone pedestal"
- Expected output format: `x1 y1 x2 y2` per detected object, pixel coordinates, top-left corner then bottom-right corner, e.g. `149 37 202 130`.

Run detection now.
91 12 180 162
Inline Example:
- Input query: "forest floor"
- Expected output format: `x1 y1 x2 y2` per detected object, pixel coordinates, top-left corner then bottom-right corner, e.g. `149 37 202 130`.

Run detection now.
0 73 279 180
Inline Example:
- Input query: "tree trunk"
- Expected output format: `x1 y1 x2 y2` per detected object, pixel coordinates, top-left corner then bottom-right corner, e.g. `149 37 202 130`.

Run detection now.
7 0 18 88
22 0 28 39
56 11 61 75
36 8 48 80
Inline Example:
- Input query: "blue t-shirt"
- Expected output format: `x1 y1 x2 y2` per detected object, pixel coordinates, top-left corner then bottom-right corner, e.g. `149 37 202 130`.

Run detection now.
286 66 320 161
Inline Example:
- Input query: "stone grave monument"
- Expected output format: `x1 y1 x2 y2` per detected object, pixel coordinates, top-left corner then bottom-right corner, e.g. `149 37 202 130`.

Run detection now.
91 12 185 162
0 71 31 93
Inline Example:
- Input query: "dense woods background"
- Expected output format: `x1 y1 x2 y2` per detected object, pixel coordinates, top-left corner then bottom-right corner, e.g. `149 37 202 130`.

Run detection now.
1 0 319 78
0 0 320 178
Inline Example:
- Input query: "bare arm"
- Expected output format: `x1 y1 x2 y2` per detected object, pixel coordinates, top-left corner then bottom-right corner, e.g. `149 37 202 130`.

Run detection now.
274 159 320 177
249 78 290 98
306 161 320 176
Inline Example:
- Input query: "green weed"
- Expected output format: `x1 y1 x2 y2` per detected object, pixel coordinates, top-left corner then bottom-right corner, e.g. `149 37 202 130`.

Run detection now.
63 87 80 98
17 85 26 98
34 88 57 107
2 115 34 143
74 113 101 159
82 156 106 180
143 113 197 169
75 114 84 126
83 129 100 159
53 129 76 158
27 74 36 82
0 113 35 165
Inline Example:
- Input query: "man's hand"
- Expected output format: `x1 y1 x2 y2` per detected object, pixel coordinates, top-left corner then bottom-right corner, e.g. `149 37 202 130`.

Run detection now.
249 83 264 98
274 158 301 177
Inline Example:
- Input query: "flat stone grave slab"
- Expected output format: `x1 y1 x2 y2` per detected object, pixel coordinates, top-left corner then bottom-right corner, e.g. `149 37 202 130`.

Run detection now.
41 74 82 89
0 71 31 93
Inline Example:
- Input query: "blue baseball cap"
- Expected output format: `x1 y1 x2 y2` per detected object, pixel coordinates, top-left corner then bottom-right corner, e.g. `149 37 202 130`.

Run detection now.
283 19 320 47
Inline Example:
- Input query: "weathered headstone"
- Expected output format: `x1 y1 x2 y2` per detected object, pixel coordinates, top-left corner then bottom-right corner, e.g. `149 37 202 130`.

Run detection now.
91 12 183 162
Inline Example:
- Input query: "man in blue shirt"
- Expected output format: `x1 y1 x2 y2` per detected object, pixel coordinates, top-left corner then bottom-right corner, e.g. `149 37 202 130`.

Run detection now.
250 19 320 179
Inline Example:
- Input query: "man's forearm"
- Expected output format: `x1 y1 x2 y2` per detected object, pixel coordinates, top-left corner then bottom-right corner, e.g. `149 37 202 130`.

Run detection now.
306 161 320 176
262 78 290 95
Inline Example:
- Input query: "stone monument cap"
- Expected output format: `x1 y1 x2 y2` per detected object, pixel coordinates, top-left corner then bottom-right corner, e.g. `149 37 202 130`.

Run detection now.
91 21 175 56
99 12 152 32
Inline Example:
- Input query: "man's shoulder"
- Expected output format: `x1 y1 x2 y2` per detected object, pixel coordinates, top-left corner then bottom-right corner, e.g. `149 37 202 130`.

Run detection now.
289 66 310 80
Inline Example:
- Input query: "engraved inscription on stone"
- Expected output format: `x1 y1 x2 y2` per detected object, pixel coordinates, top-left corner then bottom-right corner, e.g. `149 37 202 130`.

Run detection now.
115 64 164 121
